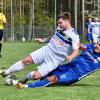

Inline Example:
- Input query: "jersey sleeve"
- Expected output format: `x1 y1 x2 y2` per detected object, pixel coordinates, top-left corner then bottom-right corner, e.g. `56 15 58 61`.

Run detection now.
71 33 80 50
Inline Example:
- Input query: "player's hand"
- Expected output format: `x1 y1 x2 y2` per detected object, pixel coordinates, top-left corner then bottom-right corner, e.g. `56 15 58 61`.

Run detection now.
66 56 73 62
79 44 87 51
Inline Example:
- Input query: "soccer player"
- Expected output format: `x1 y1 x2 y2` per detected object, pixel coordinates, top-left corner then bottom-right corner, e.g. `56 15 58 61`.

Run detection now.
0 10 7 57
86 17 93 43
0 12 80 81
16 42 100 88
90 17 100 44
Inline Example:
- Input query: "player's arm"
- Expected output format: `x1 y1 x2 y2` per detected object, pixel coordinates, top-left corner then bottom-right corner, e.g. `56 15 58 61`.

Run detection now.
35 38 46 43
67 34 80 62
35 36 52 43
67 43 89 61
88 25 91 33
67 48 79 62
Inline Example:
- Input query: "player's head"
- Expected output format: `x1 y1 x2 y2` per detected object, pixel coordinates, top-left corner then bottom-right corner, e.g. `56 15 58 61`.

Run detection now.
57 12 71 31
88 17 92 22
94 17 99 22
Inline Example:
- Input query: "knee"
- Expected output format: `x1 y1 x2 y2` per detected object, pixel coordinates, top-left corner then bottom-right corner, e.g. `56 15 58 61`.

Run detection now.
47 76 58 84
22 56 33 65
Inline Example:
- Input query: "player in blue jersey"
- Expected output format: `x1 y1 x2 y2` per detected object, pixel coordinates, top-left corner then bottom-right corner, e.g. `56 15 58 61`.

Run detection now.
0 12 80 80
16 41 100 88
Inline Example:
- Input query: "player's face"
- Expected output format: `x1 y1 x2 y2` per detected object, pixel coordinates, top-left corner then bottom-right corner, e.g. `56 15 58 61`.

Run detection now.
94 42 100 53
57 18 69 31
88 18 92 22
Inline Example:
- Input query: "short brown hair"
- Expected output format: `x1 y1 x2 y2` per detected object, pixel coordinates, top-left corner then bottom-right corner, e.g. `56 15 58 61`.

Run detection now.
57 12 71 22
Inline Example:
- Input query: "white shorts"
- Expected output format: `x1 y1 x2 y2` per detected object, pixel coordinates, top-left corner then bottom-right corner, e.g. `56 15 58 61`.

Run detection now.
92 33 99 43
30 46 62 77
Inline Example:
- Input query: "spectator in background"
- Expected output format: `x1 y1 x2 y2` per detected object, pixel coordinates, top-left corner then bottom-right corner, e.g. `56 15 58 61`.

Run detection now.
90 17 100 44
0 9 7 57
86 17 93 44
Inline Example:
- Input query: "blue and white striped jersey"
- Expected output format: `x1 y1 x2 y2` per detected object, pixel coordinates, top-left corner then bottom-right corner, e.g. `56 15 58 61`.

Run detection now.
47 28 80 59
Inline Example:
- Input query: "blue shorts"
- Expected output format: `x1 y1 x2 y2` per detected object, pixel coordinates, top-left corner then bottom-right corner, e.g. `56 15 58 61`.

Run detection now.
0 30 3 41
48 64 79 85
87 33 93 41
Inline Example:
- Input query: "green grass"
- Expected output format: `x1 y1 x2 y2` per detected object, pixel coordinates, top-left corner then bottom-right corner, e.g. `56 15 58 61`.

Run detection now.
0 42 100 100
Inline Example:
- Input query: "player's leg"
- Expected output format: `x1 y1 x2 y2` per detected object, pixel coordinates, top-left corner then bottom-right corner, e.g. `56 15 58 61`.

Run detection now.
88 33 93 44
0 56 33 77
16 75 58 88
92 34 98 44
0 29 3 57
19 63 74 86
19 61 58 84
16 64 79 89
0 46 46 77
19 71 36 84
0 42 2 57
19 66 53 84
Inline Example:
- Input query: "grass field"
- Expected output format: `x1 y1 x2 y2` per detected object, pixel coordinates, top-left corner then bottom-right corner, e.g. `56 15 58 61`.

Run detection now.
0 42 100 100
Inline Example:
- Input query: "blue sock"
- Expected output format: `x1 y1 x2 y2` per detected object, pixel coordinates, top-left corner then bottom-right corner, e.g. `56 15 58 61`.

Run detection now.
27 79 51 88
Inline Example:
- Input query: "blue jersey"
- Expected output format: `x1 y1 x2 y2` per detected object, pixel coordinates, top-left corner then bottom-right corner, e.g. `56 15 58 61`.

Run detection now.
48 44 100 85
71 44 100 78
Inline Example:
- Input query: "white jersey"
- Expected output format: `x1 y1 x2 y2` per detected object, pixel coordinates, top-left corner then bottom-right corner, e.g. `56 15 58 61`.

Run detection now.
90 22 100 43
91 22 100 35
47 28 80 60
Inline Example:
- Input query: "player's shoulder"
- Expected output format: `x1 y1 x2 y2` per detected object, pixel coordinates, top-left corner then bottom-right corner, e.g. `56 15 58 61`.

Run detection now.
70 28 79 40
85 44 95 50
65 28 78 35
72 28 79 35
90 22 95 25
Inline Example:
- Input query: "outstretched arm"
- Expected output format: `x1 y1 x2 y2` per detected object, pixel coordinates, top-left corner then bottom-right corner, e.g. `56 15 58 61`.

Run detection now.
35 36 51 43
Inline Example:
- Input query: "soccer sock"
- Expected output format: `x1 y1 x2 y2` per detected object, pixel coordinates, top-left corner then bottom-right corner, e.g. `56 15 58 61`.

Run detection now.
27 79 51 88
19 71 35 84
5 61 25 75
0 43 2 53
25 71 35 80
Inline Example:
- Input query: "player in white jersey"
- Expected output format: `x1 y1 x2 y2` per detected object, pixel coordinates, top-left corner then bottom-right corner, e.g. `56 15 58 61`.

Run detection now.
90 17 100 44
0 12 80 81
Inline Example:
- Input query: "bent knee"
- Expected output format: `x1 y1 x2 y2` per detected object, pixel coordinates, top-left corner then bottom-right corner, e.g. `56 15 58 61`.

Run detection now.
47 76 58 84
22 56 33 65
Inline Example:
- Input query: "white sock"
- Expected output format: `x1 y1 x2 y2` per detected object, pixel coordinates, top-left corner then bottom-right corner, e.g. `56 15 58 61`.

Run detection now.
26 71 35 80
25 85 28 88
5 61 25 75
